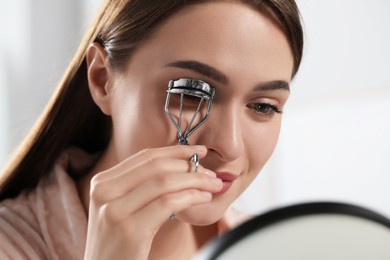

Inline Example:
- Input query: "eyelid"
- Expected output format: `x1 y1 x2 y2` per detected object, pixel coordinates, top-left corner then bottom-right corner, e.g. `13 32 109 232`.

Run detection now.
249 96 281 106
247 102 282 112
246 96 284 120
246 103 282 121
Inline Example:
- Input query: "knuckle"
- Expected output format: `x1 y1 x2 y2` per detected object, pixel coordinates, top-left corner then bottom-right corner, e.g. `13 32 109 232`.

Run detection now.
89 178 105 203
90 174 100 187
154 173 173 189
89 175 113 204
188 189 200 199
195 165 205 174
145 156 157 167
185 188 208 202
146 157 167 171
139 148 155 161
100 203 121 223
159 193 176 209
139 148 150 157
193 171 208 183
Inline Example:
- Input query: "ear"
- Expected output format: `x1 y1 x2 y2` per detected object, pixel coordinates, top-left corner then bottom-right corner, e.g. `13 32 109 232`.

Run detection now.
86 42 113 115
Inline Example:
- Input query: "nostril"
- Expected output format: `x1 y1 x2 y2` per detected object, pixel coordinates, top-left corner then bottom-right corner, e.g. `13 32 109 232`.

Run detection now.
206 147 224 161
201 124 244 162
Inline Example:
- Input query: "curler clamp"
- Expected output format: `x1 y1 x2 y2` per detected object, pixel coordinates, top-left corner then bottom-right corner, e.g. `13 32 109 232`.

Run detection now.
164 78 215 145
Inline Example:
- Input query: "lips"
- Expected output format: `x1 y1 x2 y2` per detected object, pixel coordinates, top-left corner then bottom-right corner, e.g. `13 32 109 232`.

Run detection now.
214 172 238 195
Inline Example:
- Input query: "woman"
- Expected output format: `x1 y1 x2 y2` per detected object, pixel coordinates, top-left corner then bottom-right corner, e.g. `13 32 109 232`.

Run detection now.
0 0 303 259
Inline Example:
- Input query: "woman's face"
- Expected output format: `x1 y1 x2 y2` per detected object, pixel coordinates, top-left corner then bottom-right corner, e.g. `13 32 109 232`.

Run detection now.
105 2 293 224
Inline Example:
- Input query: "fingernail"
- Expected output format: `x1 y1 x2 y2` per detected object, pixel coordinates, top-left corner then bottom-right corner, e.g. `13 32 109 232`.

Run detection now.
212 178 223 187
205 170 216 178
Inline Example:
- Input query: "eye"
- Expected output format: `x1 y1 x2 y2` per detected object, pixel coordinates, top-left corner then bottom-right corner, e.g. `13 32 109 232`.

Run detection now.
170 93 204 109
247 102 282 118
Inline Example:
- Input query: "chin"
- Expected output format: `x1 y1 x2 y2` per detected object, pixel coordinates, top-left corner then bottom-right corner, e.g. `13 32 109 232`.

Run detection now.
177 203 225 226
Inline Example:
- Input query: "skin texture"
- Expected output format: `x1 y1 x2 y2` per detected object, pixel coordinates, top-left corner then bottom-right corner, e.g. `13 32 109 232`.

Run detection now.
80 2 293 259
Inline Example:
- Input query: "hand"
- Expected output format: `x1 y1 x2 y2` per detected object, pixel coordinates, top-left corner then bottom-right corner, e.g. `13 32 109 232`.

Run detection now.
83 145 222 260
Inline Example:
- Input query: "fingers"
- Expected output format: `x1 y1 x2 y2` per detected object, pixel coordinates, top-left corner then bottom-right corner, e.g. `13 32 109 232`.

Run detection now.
90 146 207 201
93 188 214 255
131 188 213 230
99 170 222 223
96 145 207 180
91 156 212 202
85 145 214 259
88 145 222 228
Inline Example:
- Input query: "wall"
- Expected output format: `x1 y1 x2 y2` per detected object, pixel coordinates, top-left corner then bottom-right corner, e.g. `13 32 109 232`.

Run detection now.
0 0 99 167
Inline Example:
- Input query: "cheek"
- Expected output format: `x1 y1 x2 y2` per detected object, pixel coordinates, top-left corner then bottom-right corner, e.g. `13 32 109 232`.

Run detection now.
245 120 281 176
110 88 181 159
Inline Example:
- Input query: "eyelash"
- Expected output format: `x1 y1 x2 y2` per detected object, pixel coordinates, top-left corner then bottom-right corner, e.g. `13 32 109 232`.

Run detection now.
246 102 282 118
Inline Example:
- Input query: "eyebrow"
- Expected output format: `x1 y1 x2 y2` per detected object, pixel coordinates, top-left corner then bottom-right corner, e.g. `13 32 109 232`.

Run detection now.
254 80 290 92
166 60 229 85
166 60 290 92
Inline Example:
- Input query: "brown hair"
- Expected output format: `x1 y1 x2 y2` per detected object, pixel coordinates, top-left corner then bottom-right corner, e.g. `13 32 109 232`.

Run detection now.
0 0 304 200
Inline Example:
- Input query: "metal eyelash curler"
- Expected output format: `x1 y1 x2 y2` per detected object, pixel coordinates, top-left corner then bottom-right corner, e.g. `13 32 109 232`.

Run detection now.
165 78 215 172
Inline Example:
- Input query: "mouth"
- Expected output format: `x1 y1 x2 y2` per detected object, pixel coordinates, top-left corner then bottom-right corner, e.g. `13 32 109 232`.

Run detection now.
213 172 238 195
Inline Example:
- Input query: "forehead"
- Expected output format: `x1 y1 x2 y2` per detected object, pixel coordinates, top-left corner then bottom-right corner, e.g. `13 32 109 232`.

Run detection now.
128 1 294 83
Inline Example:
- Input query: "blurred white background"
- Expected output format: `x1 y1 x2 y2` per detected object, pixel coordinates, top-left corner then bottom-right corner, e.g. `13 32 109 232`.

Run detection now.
0 0 101 166
1 1 389 218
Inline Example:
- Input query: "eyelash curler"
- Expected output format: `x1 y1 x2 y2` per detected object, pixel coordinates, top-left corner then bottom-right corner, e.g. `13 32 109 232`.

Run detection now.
165 78 215 171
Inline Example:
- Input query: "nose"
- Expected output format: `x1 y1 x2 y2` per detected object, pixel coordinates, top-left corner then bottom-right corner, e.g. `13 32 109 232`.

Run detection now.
195 104 244 162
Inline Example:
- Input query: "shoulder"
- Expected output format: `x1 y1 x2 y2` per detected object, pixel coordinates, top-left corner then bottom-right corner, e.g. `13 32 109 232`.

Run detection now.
0 147 93 259
0 194 50 259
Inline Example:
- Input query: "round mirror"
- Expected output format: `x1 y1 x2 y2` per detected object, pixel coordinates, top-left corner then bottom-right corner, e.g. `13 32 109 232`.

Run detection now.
195 202 390 260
